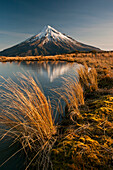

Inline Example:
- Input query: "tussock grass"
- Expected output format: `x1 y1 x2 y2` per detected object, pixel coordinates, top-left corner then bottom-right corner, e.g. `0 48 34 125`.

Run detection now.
54 63 98 123
78 63 98 92
0 73 56 169
62 77 84 109
55 77 84 123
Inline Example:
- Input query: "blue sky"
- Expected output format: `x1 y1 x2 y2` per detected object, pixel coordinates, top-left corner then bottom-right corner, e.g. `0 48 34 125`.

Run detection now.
0 0 113 51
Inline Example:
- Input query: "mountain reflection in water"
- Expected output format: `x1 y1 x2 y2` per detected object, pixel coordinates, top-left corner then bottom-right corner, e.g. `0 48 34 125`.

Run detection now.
21 61 80 82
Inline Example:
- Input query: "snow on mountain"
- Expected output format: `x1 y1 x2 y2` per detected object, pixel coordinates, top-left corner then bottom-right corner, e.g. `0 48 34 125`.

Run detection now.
0 25 101 56
26 25 76 44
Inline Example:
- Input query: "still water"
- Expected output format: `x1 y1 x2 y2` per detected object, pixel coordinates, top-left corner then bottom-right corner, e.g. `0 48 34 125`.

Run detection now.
0 61 81 170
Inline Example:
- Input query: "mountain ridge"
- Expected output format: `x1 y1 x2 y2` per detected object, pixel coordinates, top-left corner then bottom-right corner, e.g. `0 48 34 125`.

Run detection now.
0 25 101 56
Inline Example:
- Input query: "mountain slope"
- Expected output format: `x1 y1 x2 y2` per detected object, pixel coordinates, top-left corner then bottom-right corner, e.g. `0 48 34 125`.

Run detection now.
0 25 101 56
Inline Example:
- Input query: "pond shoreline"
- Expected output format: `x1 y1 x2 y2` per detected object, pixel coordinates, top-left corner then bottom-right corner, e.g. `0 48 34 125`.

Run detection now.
0 52 113 75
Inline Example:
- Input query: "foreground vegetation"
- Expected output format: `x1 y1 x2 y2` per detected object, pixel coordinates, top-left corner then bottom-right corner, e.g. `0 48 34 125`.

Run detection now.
0 52 113 169
51 62 113 170
0 74 56 169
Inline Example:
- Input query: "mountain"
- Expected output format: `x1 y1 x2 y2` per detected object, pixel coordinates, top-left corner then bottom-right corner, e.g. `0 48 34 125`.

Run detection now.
0 25 101 56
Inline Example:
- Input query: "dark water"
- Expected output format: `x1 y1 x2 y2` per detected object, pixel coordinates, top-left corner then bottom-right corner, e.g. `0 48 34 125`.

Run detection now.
0 61 81 170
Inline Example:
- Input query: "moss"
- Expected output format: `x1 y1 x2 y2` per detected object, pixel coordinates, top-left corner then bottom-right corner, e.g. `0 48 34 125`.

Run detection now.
87 116 101 123
51 95 113 169
95 107 113 116
79 137 85 143
87 96 113 122
87 153 101 164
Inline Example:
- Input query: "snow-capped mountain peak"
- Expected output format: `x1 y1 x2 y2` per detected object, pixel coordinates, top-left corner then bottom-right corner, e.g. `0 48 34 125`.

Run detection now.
27 25 75 44
41 25 59 34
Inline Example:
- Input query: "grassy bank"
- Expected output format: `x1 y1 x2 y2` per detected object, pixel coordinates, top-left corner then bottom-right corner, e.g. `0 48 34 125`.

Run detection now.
0 54 113 169
50 61 113 169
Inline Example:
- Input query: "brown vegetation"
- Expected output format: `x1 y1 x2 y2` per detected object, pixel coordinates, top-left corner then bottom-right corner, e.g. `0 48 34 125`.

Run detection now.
0 73 56 169
78 63 98 92
51 62 113 170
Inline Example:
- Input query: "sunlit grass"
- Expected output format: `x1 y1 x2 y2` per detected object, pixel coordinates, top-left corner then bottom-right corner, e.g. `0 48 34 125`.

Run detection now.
54 77 84 123
62 77 84 109
78 63 98 92
0 73 56 169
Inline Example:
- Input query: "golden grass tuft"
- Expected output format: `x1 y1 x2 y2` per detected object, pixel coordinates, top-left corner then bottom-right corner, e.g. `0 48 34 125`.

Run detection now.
0 73 56 169
78 63 98 92
62 77 84 109
55 77 84 123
